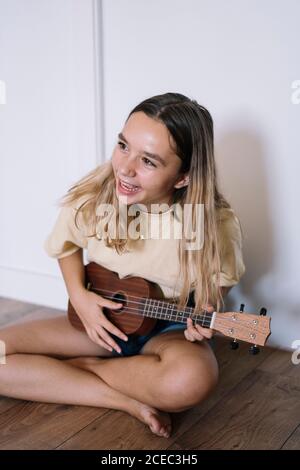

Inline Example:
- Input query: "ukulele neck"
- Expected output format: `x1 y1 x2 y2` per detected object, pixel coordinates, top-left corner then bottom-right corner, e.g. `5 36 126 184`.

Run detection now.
142 298 213 327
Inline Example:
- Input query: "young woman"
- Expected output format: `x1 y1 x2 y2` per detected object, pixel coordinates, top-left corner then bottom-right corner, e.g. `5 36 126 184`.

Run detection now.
0 92 245 439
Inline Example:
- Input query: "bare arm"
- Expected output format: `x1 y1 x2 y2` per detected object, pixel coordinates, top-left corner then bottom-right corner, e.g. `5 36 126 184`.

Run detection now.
57 249 86 305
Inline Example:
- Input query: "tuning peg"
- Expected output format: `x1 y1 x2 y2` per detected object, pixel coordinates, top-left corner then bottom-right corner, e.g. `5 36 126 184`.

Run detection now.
249 344 260 355
230 339 239 350
249 307 266 355
230 303 245 350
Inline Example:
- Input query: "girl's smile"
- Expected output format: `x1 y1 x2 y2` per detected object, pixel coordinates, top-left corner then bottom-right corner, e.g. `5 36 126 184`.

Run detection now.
117 178 143 195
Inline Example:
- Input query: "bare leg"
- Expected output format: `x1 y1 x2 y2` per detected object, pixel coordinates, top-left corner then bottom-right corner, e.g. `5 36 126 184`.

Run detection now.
0 354 171 437
0 316 171 438
66 331 219 413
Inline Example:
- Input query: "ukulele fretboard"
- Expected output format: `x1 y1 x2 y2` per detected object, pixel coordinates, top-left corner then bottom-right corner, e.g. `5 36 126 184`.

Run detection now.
142 298 213 327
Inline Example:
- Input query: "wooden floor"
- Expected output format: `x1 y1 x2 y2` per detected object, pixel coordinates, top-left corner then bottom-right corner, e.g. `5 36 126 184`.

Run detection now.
0 296 299 450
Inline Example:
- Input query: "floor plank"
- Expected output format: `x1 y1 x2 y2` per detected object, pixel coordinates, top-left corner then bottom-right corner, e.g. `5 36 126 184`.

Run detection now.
0 400 108 450
0 297 63 327
0 297 41 327
171 367 300 450
282 425 300 450
0 396 20 415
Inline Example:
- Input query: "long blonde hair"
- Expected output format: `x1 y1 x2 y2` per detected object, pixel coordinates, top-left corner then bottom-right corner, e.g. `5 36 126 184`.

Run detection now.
58 92 233 314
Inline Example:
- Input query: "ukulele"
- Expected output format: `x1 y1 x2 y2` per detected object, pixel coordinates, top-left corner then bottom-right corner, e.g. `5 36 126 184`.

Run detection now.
67 262 271 347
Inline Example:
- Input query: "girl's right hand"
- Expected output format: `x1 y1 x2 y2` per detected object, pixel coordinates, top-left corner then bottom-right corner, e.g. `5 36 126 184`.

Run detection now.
71 289 128 353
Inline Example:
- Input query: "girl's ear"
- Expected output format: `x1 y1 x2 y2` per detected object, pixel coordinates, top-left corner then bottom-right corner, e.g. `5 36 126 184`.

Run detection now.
174 174 189 189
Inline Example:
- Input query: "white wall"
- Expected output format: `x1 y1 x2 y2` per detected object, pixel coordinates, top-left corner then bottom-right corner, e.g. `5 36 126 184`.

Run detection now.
0 0 299 350
0 0 103 308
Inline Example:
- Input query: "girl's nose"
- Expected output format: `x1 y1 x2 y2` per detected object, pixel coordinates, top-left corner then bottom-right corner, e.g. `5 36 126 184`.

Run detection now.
119 159 136 178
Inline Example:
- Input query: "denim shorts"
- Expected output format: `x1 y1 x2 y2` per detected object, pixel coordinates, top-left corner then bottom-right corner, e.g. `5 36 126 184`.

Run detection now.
109 319 187 357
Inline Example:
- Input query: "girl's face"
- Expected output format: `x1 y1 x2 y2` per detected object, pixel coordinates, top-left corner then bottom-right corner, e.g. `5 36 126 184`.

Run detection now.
111 112 189 211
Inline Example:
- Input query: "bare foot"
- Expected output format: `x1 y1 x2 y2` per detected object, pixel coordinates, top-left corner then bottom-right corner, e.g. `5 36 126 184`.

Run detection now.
131 402 172 439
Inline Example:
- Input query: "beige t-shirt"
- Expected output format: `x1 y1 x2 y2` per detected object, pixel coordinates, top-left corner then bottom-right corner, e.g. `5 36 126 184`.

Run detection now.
44 196 246 300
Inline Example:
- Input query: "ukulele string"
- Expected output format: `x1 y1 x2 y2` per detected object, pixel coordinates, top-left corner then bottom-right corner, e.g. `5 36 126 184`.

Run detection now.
85 286 213 327
102 298 212 328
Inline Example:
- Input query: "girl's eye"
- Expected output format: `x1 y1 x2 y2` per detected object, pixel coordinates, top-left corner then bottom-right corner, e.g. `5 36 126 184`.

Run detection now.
118 141 127 150
142 157 156 168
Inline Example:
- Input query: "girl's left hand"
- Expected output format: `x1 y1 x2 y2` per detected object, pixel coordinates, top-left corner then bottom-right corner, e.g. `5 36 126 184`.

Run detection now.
184 304 215 343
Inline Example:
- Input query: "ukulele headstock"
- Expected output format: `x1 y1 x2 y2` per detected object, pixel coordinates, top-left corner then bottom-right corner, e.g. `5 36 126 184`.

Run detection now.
213 306 271 347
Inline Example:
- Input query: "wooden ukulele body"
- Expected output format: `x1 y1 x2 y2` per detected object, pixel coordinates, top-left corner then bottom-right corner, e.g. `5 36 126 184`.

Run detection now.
68 262 166 336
